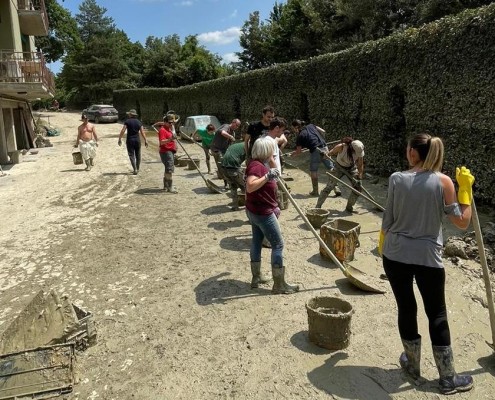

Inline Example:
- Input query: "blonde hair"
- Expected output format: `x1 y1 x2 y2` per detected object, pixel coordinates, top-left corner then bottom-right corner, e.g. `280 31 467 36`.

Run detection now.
251 136 275 162
409 133 444 172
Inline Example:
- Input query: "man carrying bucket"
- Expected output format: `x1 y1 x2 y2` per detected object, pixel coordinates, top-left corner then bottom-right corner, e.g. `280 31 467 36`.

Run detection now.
75 114 98 171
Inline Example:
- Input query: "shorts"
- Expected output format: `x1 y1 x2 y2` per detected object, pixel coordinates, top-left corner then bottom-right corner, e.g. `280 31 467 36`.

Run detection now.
160 151 175 173
309 147 333 172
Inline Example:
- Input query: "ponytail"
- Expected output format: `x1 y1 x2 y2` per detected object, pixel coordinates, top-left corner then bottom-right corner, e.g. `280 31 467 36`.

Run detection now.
341 136 354 160
409 133 444 172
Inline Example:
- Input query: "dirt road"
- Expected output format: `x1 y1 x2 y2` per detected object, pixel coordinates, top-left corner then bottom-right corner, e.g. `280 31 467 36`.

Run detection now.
0 112 493 399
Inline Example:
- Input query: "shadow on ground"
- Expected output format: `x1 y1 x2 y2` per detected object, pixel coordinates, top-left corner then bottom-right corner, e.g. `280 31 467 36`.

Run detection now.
194 272 272 305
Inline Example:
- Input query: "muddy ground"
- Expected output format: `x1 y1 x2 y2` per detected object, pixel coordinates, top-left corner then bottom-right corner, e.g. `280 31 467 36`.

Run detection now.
0 111 494 399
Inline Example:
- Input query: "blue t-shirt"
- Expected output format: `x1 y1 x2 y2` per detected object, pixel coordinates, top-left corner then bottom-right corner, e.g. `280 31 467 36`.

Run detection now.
295 124 326 153
124 118 142 141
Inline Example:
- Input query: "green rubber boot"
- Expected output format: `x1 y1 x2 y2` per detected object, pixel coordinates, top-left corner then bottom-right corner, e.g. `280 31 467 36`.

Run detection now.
250 262 271 288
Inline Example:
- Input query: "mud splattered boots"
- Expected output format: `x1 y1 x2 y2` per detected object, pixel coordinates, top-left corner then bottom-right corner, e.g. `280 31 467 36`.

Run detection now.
250 262 271 288
400 338 421 380
271 265 299 294
84 159 92 171
432 345 473 395
309 178 319 197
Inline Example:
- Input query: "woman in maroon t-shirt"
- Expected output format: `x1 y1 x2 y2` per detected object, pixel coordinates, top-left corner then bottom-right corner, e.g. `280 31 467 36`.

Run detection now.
245 136 299 294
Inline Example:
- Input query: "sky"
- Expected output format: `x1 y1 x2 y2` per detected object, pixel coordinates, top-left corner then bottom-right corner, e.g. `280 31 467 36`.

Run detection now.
49 0 285 73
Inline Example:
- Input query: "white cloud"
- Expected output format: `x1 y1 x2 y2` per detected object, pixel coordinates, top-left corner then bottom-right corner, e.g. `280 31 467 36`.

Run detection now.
230 9 238 19
222 52 239 64
197 27 241 46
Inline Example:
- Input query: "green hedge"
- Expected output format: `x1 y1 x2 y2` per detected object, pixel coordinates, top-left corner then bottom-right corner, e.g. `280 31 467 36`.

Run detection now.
114 4 495 204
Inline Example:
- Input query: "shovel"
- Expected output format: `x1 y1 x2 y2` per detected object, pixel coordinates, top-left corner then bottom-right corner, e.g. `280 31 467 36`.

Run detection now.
175 139 223 194
277 182 385 293
471 199 495 351
283 140 340 158
326 172 385 212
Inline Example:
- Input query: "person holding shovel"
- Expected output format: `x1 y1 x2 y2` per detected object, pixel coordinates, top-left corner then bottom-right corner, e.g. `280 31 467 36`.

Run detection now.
220 142 246 211
315 137 364 212
193 123 216 174
288 119 334 197
75 114 98 171
157 114 178 193
245 136 299 294
380 133 474 394
210 119 241 186
118 109 148 175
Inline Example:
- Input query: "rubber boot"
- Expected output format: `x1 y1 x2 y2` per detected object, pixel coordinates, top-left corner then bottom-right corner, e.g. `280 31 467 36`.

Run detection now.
271 266 299 294
432 345 473 395
309 178 319 196
250 262 271 288
90 157 94 166
400 338 421 380
163 177 169 192
169 179 178 194
206 159 211 174
231 189 239 211
85 159 92 171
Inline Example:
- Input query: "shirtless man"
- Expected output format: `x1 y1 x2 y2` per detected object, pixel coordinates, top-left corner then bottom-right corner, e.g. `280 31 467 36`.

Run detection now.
75 114 98 171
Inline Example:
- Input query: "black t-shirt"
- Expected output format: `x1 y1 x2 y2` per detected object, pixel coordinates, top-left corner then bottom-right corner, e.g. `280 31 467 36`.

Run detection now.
124 118 143 141
247 121 270 156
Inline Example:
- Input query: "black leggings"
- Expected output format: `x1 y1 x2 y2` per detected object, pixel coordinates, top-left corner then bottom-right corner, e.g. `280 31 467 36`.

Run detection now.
383 256 451 346
126 139 141 171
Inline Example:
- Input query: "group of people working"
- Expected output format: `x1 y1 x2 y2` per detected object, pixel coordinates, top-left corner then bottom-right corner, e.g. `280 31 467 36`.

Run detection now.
75 105 476 395
190 107 477 395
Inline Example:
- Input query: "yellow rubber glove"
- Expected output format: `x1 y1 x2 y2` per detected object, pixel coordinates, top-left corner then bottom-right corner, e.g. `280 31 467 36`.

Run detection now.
378 229 385 257
456 166 475 206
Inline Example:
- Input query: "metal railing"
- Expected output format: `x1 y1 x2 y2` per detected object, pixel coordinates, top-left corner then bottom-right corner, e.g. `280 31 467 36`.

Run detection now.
18 0 47 14
0 50 54 93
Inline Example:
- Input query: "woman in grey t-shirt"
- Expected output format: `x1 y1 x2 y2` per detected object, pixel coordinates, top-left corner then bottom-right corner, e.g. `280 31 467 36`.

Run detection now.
381 133 474 394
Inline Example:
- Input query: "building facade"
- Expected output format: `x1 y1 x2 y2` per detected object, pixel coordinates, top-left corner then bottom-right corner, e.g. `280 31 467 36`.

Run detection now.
0 0 54 164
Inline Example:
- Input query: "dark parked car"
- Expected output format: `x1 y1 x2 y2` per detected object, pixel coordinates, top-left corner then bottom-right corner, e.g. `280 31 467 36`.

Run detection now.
83 104 119 123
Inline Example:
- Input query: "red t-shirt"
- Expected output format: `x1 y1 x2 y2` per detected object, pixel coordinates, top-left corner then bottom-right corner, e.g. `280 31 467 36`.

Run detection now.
245 160 278 215
158 127 176 153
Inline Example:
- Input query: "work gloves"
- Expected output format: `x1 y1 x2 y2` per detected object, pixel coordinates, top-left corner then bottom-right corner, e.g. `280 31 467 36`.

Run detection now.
266 168 280 181
456 166 475 206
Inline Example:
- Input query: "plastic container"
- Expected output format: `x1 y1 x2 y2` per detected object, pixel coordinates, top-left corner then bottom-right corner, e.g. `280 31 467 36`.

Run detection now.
319 219 361 262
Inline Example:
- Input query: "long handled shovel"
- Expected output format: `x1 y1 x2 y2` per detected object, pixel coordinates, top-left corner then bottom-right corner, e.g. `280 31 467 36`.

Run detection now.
471 200 495 350
175 139 223 194
326 172 385 212
283 140 341 158
278 182 385 293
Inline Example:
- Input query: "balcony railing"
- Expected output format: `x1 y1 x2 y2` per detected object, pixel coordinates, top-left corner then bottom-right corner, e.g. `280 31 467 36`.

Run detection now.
0 50 55 95
17 0 49 36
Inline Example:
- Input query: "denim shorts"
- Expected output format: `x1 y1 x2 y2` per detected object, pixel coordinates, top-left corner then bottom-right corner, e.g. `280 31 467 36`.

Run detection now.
309 147 333 172
160 151 175 173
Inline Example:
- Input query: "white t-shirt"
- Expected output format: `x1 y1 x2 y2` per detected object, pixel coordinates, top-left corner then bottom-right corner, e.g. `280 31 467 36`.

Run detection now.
261 135 281 173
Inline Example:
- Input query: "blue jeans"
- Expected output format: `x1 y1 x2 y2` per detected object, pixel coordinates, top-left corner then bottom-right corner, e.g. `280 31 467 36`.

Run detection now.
246 209 284 267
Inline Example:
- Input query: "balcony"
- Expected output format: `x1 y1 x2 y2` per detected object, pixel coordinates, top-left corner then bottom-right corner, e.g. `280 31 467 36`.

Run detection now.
0 50 55 100
17 0 49 36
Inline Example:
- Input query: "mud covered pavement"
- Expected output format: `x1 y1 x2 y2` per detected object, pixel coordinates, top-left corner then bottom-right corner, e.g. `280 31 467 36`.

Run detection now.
0 112 494 399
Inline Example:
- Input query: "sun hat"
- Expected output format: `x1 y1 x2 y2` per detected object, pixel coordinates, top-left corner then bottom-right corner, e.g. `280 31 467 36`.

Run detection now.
164 113 178 123
351 140 365 157
127 109 138 116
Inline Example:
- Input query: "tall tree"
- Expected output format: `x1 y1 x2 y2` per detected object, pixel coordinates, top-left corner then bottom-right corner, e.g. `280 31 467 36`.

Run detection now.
236 11 272 71
59 0 137 105
35 0 82 62
75 0 115 42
